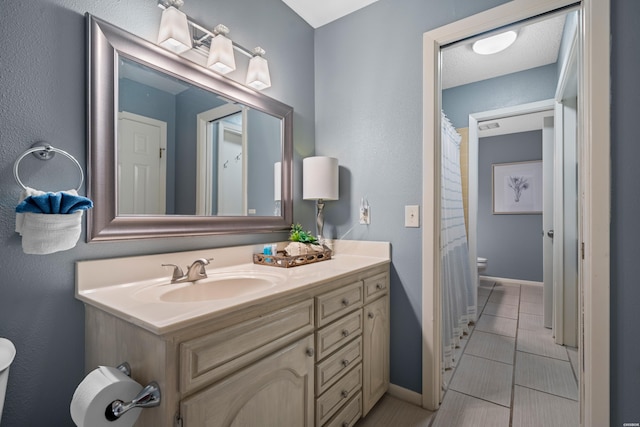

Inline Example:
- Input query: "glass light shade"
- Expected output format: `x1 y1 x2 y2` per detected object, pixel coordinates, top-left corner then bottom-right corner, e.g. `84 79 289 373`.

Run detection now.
157 6 192 54
274 162 281 201
246 55 271 90
303 157 339 201
472 30 517 55
207 34 236 74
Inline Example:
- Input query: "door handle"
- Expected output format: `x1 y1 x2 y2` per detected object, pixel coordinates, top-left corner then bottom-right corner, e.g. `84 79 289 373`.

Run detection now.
547 230 554 238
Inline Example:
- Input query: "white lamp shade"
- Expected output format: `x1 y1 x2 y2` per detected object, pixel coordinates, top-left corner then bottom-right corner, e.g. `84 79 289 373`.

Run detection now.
274 162 281 201
207 34 236 74
303 156 339 201
246 55 271 90
157 6 192 54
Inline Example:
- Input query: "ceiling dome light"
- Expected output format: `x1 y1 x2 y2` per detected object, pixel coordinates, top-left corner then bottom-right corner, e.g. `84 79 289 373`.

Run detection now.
472 31 517 55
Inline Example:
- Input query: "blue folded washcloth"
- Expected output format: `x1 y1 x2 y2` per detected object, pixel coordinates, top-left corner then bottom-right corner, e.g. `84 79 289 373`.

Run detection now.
16 191 93 214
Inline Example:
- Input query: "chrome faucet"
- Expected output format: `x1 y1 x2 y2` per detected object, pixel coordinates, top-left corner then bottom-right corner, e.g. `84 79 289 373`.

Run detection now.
162 258 213 283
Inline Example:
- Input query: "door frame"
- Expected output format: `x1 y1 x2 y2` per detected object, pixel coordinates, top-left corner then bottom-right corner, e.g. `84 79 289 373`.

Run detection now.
421 1 610 425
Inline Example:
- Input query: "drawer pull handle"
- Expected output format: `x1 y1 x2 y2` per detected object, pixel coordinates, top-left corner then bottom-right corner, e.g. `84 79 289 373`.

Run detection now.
368 312 374 319
342 422 349 427
341 390 349 399
341 359 350 367
376 283 384 290
341 329 350 337
306 348 315 357
341 298 349 307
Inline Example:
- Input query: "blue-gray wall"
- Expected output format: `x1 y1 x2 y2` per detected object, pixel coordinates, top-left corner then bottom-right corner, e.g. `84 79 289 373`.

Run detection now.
442 63 558 128
611 0 640 424
0 0 314 425
1 0 637 424
314 0 510 394
478 131 543 282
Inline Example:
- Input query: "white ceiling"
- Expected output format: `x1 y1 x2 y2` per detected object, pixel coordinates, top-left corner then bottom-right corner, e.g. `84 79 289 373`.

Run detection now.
442 14 567 89
281 0 379 28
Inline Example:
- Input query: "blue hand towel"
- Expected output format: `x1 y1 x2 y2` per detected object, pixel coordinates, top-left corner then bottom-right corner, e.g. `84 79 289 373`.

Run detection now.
16 191 93 214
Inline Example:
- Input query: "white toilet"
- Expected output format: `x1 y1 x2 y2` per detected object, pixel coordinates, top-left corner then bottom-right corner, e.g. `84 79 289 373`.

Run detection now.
0 338 16 423
477 257 488 274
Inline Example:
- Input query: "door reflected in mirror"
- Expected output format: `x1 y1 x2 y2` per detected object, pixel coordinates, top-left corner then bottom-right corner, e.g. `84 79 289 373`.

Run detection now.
118 57 282 217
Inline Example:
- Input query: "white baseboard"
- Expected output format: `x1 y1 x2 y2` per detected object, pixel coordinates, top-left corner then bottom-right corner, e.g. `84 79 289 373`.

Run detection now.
387 383 422 406
480 275 543 287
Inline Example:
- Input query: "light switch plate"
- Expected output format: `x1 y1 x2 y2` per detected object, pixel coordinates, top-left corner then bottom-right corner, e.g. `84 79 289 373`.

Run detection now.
405 205 420 228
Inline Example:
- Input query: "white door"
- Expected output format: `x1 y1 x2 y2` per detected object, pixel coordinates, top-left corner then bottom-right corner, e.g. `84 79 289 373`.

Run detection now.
217 119 245 215
117 112 167 215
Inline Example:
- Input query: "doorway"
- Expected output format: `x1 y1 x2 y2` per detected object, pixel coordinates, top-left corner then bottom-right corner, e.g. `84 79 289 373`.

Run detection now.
421 1 610 425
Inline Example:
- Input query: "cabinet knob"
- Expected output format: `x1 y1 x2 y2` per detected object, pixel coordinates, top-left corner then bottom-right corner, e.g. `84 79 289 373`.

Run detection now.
306 348 315 357
341 390 349 399
341 329 350 337
368 312 374 319
341 359 350 368
341 298 349 307
376 283 383 290
342 422 349 427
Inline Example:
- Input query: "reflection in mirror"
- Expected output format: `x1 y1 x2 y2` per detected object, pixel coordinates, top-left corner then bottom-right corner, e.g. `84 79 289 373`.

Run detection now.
117 57 282 217
87 15 293 241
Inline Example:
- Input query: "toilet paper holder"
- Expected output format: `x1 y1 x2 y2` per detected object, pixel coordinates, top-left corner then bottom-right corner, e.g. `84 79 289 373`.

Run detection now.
104 362 161 421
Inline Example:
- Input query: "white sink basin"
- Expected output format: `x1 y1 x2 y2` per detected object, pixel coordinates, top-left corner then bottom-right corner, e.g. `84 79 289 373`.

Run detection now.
160 276 277 302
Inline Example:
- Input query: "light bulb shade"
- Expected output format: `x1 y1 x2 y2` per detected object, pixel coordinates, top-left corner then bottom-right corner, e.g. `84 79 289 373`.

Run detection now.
303 156 339 201
246 55 271 90
157 6 192 54
207 34 236 74
274 162 281 201
472 31 517 55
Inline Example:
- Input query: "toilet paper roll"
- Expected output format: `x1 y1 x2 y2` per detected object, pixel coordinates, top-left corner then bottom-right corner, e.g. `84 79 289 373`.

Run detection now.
70 366 143 427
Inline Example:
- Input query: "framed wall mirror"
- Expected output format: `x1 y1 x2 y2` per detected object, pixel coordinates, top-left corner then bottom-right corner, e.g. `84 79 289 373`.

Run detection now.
86 15 293 241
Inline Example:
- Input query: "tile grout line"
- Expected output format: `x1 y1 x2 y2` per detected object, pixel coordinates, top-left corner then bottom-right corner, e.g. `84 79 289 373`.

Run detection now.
508 283 522 427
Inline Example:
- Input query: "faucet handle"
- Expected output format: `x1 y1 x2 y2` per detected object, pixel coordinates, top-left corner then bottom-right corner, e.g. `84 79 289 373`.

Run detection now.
161 263 184 281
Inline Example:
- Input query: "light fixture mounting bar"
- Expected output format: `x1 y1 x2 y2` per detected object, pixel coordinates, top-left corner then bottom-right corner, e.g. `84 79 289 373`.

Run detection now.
186 19 254 58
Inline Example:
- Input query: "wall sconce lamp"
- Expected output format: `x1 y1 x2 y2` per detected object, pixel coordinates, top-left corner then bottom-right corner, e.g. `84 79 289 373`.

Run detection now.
156 0 271 89
303 157 339 242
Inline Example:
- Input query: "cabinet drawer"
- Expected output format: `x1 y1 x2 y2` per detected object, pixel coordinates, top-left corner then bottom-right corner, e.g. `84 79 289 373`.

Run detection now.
316 281 363 327
363 273 388 302
316 336 362 396
323 391 362 427
316 309 363 361
180 299 314 393
316 363 362 426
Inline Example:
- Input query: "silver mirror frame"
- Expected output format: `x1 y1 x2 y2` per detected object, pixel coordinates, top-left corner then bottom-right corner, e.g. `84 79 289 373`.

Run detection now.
86 14 293 241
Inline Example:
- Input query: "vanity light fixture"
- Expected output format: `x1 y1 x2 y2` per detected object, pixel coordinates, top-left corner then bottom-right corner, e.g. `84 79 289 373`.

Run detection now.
472 30 517 55
303 156 339 243
246 47 272 90
156 0 272 89
157 0 192 53
207 25 236 74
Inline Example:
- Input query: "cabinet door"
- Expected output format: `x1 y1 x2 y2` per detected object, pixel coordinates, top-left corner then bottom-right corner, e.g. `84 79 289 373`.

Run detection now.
180 335 315 427
362 296 389 416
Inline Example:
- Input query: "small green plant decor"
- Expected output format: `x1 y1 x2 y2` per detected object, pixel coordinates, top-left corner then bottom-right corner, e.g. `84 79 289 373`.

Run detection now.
288 223 318 244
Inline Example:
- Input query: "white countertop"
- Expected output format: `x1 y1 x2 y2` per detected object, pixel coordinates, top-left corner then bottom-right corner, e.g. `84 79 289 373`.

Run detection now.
76 240 390 335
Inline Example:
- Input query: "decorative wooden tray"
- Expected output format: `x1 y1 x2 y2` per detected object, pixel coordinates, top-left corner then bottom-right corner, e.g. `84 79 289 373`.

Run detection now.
253 249 332 268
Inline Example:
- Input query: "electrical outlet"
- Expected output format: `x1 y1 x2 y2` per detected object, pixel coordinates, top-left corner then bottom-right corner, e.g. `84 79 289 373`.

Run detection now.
405 205 420 227
359 197 370 225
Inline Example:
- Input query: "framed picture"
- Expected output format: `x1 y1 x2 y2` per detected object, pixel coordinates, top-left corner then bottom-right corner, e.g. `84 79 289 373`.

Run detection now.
492 160 542 214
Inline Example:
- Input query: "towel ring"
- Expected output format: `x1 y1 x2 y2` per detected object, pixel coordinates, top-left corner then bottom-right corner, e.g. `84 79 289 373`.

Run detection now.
13 144 84 192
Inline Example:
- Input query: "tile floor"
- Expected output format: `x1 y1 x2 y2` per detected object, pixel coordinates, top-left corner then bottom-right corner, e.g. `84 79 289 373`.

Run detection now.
432 280 580 427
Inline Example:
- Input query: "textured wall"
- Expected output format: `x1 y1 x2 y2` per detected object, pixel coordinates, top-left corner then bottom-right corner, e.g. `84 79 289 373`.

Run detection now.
442 63 558 128
611 0 640 424
0 0 314 425
314 0 510 393
477 131 543 282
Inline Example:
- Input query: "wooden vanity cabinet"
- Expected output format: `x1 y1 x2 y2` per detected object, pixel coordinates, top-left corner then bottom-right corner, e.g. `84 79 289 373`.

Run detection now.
83 264 389 427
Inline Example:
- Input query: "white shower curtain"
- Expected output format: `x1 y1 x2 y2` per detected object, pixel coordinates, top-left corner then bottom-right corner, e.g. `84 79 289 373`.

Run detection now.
441 112 476 372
